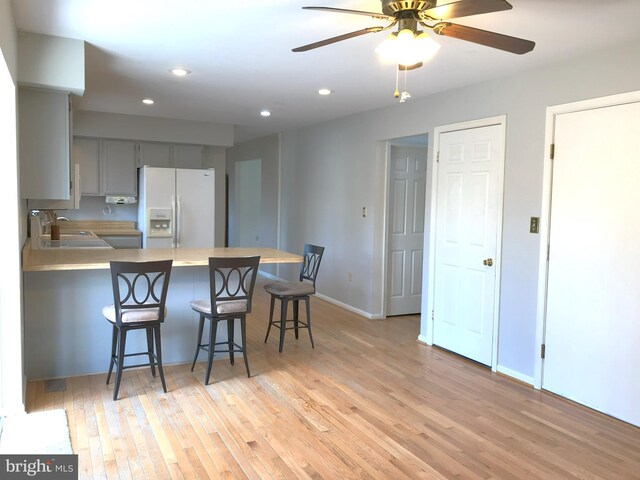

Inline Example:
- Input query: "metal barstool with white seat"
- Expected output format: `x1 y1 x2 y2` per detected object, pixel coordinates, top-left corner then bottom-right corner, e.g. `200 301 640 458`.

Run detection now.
190 256 260 385
103 259 173 400
263 244 325 352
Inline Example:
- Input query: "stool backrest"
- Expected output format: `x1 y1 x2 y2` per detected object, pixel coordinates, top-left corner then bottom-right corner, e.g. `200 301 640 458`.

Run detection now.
109 260 173 326
209 256 261 314
299 244 325 288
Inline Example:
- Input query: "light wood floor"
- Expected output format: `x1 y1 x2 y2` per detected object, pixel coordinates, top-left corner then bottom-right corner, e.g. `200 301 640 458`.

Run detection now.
27 281 640 479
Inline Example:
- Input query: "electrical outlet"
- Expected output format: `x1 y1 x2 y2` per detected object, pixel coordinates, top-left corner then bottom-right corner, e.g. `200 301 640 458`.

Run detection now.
348 272 352 282
530 216 540 234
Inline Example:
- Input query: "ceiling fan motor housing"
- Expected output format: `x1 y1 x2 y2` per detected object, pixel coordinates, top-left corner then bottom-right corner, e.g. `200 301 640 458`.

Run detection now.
381 0 435 15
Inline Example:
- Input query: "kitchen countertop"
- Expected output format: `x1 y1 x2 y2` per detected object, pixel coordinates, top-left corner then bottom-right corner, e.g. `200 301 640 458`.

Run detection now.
22 240 303 271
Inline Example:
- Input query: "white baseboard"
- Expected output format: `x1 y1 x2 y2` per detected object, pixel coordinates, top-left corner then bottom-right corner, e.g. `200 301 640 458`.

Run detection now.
417 334 431 345
258 271 282 281
496 365 534 386
313 293 383 320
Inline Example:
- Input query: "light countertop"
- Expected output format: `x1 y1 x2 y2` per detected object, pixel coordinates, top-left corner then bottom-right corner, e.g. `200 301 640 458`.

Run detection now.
22 240 302 272
57 220 141 237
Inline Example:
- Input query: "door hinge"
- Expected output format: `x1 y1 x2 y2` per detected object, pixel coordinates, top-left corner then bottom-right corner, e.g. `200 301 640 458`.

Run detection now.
431 309 435 321
436 151 440 163
550 143 555 160
547 244 550 261
540 344 546 359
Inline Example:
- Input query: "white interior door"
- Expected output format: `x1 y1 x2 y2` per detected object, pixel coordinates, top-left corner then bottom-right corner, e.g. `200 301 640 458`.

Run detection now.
542 100 640 426
432 122 504 366
234 159 261 247
387 145 427 315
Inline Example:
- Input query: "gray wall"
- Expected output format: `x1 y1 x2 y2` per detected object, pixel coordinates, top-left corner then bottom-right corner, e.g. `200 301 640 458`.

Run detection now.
0 0 25 414
227 134 280 275
243 40 640 382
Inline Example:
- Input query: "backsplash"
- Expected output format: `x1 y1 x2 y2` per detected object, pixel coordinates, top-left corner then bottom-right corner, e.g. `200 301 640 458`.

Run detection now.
57 196 138 223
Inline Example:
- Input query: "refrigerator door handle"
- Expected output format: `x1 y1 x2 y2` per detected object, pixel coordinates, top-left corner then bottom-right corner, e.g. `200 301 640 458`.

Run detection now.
171 195 177 248
176 195 182 248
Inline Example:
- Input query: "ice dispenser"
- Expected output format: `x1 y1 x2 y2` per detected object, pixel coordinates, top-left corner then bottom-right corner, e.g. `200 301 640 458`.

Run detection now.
147 208 173 237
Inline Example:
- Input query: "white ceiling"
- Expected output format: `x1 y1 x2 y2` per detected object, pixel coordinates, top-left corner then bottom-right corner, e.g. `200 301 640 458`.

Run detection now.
11 0 640 143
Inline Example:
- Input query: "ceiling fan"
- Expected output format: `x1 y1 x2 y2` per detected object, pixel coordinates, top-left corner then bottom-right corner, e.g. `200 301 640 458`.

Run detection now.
292 0 535 58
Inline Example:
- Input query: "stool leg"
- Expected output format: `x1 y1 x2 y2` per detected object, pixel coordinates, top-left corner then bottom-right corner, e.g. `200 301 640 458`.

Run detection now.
106 324 118 385
113 328 127 401
146 327 156 377
241 316 251 378
205 319 217 385
293 300 299 339
191 315 205 371
227 318 235 366
154 325 167 393
264 295 275 343
306 298 315 349
279 299 288 353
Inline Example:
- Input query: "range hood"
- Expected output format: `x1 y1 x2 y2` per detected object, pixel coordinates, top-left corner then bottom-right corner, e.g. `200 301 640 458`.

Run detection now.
105 196 136 204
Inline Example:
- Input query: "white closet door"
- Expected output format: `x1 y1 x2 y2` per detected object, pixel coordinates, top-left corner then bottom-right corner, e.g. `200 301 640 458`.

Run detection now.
433 124 504 366
543 101 640 426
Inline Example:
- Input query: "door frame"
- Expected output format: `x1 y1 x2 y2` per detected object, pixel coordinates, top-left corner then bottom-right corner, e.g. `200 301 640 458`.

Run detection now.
424 115 507 372
533 90 640 389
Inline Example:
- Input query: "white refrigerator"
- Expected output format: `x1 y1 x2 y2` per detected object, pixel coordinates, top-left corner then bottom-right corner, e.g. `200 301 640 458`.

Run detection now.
138 166 215 248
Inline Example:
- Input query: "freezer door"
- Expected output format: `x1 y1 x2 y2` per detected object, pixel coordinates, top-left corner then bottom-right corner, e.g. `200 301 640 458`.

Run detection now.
139 167 175 248
175 169 215 248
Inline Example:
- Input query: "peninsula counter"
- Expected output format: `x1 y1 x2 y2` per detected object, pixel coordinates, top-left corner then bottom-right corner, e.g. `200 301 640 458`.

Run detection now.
22 242 302 379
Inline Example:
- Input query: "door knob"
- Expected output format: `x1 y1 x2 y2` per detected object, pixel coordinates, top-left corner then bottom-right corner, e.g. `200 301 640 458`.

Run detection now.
483 258 494 267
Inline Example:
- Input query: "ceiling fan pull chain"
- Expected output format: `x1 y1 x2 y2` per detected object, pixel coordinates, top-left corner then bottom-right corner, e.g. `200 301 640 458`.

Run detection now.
394 64 400 98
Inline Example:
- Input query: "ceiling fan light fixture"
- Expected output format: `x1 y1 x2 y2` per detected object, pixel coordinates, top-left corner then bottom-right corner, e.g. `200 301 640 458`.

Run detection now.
318 88 332 95
375 29 440 67
260 110 271 117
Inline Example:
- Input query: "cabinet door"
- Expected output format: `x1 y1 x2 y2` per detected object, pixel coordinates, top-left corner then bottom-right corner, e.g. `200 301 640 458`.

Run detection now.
138 142 173 168
102 140 137 195
19 88 71 199
74 138 101 195
173 144 204 169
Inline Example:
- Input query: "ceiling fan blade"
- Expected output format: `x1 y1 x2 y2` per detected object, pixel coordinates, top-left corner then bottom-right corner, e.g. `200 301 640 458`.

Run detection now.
302 6 394 21
292 27 384 52
420 0 512 21
433 22 535 54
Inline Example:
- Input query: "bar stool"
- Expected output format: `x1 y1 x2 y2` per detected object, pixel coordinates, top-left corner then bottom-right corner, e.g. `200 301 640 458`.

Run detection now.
190 256 260 385
103 260 173 400
263 244 325 352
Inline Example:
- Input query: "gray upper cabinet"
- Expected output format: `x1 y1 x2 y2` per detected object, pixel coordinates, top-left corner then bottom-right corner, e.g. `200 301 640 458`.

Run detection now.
138 142 173 168
74 137 100 195
19 88 71 200
101 139 137 196
173 144 204 169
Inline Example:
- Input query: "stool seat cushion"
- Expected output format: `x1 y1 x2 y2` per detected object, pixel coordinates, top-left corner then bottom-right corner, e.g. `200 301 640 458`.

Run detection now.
264 281 315 297
190 299 248 315
102 305 166 324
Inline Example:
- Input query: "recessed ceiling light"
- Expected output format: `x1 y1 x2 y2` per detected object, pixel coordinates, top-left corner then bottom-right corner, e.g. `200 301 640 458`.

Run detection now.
318 88 332 95
170 68 191 77
260 110 271 117
142 98 154 105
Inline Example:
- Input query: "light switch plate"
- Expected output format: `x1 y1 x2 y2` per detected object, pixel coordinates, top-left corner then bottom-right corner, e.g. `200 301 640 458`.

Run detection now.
530 216 540 234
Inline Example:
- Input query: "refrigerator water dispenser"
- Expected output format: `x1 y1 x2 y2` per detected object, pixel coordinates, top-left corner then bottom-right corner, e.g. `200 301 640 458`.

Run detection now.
147 208 173 237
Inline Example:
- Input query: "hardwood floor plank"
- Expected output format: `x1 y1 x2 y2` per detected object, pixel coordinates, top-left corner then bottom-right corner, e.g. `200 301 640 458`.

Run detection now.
24 281 640 480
